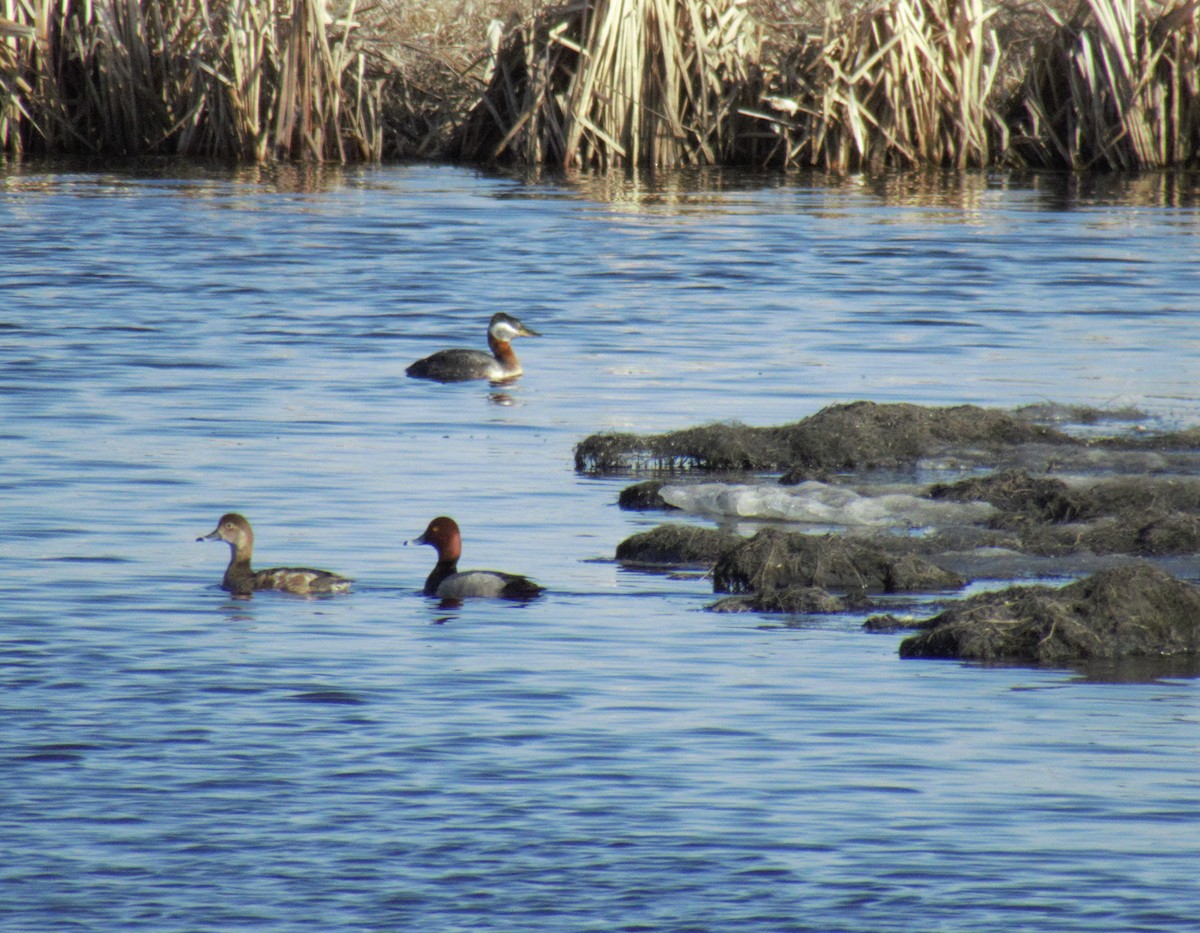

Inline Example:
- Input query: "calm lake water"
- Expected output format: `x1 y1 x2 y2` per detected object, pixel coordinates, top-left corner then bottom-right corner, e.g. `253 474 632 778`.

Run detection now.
2 161 1199 931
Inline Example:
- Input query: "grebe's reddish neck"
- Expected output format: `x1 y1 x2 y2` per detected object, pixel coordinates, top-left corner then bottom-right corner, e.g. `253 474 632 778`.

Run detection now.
487 332 519 370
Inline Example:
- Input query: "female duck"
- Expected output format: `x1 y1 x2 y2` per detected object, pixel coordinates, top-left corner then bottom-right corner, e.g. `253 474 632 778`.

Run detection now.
406 516 544 600
406 312 541 383
198 512 352 597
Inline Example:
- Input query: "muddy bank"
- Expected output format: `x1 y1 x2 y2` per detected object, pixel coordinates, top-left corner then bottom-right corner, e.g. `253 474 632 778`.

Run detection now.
893 564 1200 664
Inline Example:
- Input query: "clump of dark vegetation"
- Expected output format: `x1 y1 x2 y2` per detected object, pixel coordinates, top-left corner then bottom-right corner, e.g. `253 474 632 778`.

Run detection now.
614 523 964 614
576 402 1075 475
577 424 794 474
898 564 1200 664
614 524 734 568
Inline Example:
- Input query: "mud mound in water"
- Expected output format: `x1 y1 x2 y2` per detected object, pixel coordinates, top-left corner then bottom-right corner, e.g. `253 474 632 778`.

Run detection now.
930 471 1200 557
778 401 1074 473
614 524 734 567
899 564 1200 664
577 424 792 473
709 587 847 614
575 401 1075 474
929 468 1081 522
1070 478 1200 555
618 480 677 511
1072 476 1200 519
613 524 963 602
1098 426 1200 451
1013 402 1146 425
710 528 964 596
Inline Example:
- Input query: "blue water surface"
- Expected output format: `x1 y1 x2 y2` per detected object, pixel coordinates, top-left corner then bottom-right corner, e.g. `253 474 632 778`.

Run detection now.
2 162 1199 931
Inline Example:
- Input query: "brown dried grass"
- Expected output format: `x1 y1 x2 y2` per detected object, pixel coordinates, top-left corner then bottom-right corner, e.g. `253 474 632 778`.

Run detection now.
742 0 1005 169
1 0 381 160
452 0 758 168
1007 0 1200 169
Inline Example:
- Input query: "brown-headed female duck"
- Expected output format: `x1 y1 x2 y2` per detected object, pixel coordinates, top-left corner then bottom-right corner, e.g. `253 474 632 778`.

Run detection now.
198 512 352 597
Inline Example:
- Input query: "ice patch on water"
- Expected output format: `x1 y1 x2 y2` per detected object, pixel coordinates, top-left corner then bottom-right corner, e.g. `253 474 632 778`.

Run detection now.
659 480 996 529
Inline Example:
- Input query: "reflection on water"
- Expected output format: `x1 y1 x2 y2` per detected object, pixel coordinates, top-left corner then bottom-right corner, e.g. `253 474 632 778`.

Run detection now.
1 161 1198 932
502 162 1200 213
1072 654 1200 684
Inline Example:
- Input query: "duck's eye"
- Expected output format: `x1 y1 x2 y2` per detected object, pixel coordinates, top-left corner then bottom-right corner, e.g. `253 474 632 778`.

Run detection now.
224 522 235 530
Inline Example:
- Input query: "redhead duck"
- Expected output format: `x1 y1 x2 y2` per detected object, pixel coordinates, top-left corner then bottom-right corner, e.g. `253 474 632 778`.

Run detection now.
198 512 352 596
405 312 541 383
406 516 544 600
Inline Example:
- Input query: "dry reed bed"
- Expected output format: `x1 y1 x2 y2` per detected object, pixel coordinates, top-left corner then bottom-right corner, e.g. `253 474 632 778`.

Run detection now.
2 0 1199 168
452 0 757 168
745 0 1004 170
1008 0 1200 169
1 0 381 160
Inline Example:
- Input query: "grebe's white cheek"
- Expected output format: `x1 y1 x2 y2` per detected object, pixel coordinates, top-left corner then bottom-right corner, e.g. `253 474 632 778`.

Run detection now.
491 321 521 342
